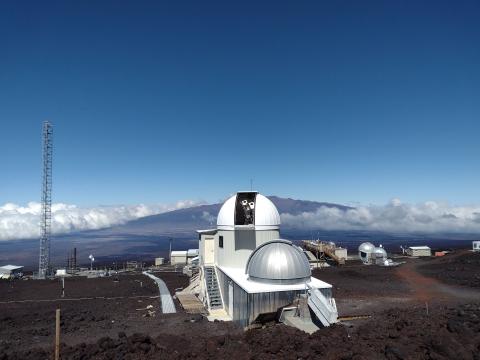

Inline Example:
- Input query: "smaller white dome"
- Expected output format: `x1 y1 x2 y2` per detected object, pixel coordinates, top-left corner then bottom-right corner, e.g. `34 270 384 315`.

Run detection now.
246 240 311 285
373 247 387 258
358 242 375 254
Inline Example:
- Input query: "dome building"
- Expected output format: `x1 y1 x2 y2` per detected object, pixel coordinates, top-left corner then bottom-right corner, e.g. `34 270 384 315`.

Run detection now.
358 242 388 265
246 240 311 285
197 191 338 329
213 192 281 268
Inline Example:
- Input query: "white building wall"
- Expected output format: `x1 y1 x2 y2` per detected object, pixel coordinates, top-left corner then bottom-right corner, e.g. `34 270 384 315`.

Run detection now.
216 229 280 269
171 255 187 265
407 248 431 257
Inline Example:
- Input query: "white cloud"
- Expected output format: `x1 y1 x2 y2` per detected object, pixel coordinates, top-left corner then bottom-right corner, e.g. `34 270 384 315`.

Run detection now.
281 199 480 234
0 200 201 241
201 211 216 225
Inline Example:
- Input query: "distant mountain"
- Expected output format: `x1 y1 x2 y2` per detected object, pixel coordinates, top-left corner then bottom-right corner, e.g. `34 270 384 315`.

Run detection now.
1 197 476 269
95 196 352 236
0 196 352 268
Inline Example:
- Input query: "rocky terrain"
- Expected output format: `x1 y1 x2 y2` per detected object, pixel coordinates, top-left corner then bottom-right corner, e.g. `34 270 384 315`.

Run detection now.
1 251 480 359
418 250 480 288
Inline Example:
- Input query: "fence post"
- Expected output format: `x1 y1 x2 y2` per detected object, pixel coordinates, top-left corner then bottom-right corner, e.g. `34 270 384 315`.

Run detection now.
55 308 60 360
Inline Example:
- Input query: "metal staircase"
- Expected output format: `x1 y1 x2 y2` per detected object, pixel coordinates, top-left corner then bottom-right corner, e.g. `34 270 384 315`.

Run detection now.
307 286 338 327
204 266 223 310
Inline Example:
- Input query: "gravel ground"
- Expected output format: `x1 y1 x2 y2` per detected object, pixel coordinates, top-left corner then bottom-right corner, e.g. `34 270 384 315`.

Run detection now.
1 252 480 359
418 251 480 288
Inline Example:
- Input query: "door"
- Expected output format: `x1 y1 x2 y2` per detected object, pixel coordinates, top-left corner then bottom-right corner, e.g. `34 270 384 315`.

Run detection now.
228 281 234 317
204 238 214 265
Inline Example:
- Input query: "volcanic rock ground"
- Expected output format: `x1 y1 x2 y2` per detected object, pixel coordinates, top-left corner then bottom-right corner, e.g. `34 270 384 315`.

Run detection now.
1 251 479 359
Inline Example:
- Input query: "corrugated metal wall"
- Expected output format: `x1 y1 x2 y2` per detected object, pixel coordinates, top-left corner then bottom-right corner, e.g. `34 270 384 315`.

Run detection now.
217 268 309 328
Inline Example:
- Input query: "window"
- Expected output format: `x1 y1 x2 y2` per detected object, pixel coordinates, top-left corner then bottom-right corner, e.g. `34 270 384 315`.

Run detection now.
235 192 256 225
219 236 224 248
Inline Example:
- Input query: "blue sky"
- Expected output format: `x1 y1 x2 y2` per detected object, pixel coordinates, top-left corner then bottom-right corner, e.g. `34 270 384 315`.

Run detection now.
1 0 479 207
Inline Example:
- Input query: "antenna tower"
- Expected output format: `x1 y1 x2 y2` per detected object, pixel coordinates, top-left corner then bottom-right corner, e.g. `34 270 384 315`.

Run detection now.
39 121 53 279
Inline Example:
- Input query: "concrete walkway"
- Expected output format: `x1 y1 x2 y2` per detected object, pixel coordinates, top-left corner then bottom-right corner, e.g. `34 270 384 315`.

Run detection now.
142 272 176 314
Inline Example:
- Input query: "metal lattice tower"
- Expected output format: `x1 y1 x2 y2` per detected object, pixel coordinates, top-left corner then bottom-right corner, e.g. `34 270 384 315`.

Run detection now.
38 121 53 279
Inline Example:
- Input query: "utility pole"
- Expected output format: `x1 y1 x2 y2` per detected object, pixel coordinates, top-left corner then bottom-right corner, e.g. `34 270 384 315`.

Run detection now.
39 121 53 279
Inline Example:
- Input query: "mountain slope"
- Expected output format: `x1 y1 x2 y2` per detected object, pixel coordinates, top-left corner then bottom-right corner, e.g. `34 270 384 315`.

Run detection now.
95 196 351 236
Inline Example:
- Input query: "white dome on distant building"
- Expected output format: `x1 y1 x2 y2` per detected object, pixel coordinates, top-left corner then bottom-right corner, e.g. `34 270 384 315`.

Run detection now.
217 192 280 230
245 240 311 285
358 242 375 254
373 247 387 259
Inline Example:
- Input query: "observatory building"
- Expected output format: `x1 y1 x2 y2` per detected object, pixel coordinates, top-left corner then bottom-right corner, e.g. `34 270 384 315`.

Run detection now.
196 191 337 328
358 242 388 265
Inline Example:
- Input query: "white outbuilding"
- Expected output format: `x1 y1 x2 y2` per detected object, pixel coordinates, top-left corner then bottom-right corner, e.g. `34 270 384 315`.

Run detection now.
196 191 338 329
406 246 431 257
170 251 188 265
170 249 200 265
473 241 480 252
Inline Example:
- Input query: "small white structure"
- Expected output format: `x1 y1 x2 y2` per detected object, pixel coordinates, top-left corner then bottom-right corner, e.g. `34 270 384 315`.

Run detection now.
155 257 165 266
170 251 188 265
406 246 431 257
0 265 24 279
473 241 480 252
171 249 200 265
55 269 67 276
334 247 348 261
196 191 337 329
187 249 199 263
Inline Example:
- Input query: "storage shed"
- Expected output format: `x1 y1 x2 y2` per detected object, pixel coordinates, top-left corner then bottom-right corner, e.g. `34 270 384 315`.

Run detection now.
170 251 188 265
406 246 431 257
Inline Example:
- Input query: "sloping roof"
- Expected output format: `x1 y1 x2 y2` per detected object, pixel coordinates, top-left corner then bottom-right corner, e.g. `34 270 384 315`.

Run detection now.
218 265 331 294
170 251 187 256
196 229 217 235
0 265 23 271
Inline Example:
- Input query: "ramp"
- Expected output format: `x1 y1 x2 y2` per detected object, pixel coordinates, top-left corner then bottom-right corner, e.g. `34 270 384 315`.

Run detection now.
307 287 338 327
176 292 205 314
143 272 176 314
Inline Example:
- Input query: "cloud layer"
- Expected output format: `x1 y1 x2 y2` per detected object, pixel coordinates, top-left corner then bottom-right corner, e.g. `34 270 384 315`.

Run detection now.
3 198 480 241
0 200 200 241
281 199 480 234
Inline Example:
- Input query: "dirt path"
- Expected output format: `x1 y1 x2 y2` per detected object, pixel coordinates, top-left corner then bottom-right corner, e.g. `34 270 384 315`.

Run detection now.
396 259 480 303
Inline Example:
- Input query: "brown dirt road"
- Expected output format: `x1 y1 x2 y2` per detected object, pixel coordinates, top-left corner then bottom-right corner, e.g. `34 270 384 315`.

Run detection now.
396 256 480 303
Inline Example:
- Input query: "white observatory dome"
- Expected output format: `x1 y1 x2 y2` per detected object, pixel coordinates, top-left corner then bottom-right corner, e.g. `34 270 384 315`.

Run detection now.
245 240 311 285
373 247 387 259
358 242 375 254
217 192 280 230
